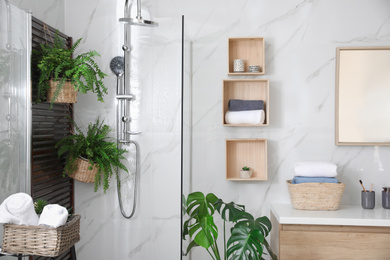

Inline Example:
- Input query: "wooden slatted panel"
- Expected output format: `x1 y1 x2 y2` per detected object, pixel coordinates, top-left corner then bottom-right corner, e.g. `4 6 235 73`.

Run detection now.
31 16 75 260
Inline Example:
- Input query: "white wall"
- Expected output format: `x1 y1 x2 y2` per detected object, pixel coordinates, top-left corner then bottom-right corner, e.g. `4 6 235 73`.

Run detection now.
11 0 390 259
64 0 182 259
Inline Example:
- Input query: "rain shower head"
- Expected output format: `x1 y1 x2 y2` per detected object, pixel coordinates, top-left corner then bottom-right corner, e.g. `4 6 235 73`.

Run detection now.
119 17 158 27
120 0 159 27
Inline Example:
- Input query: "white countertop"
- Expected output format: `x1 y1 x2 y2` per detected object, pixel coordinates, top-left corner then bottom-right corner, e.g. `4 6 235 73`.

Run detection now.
271 203 390 227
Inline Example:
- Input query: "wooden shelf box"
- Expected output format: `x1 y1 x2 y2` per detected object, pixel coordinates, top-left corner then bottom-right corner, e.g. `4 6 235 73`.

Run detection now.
226 139 267 181
223 79 269 126
228 37 265 75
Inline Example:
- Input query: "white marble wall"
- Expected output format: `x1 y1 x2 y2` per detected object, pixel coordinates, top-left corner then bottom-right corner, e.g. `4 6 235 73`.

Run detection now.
7 0 390 259
64 0 182 259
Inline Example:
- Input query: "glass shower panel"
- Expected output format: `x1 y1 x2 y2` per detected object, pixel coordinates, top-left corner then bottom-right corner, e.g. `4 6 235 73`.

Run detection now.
0 0 31 205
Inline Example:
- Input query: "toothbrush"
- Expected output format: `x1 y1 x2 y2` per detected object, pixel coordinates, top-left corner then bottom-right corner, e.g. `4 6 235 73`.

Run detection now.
370 183 373 192
359 180 367 192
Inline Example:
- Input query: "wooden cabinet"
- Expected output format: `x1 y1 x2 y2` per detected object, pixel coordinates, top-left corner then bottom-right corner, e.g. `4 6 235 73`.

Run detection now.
228 37 265 75
226 139 267 181
223 79 269 126
270 204 390 260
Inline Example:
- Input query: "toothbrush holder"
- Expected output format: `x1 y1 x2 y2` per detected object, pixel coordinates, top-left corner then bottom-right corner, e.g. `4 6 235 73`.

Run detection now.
361 191 375 209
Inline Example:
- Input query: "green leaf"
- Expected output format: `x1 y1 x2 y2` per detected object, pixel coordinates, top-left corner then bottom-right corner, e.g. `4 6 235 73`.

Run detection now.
214 199 245 222
188 214 218 249
186 192 218 217
227 225 264 260
233 212 272 238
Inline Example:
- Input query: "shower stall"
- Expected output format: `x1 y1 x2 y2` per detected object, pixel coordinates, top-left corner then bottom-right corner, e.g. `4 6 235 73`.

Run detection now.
0 0 31 206
0 0 188 258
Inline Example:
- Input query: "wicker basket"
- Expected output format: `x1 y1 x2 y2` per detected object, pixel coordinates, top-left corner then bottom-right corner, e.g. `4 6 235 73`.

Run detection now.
287 180 345 210
47 79 78 104
69 157 98 183
2 214 81 257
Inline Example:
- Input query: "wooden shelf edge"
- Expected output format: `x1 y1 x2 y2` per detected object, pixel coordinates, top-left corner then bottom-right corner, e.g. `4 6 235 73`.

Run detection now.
227 178 268 181
223 123 269 126
228 72 265 76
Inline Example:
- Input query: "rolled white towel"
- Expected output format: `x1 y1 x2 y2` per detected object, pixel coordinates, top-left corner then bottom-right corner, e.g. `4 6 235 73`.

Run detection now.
38 204 69 228
293 161 338 177
225 110 265 124
0 193 39 225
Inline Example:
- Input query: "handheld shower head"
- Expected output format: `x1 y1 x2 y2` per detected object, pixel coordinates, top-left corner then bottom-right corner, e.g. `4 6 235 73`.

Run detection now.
110 56 124 76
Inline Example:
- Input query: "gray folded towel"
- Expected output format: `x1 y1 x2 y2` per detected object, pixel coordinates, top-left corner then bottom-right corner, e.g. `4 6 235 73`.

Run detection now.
228 99 264 111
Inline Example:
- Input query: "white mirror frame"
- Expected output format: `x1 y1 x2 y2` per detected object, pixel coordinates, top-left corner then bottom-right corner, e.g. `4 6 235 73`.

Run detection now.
336 46 390 146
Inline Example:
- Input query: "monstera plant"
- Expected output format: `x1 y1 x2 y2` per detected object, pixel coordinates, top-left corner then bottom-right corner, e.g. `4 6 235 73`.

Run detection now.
182 192 277 260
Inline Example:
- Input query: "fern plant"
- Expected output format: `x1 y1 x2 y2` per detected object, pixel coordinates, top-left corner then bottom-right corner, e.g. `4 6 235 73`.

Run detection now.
36 33 107 106
55 118 128 193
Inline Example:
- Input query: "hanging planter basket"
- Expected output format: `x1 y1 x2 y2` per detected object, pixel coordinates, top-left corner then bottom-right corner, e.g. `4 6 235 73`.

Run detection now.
47 79 78 104
68 157 98 183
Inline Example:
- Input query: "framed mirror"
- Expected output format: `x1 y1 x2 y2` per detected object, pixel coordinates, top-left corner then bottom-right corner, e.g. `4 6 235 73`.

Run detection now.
336 46 390 146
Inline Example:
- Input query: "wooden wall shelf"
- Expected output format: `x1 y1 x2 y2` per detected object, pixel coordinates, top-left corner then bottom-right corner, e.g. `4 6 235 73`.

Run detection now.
226 139 267 181
223 79 269 126
228 37 265 75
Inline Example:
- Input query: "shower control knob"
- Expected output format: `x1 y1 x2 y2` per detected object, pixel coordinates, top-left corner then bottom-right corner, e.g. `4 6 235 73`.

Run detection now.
122 116 131 123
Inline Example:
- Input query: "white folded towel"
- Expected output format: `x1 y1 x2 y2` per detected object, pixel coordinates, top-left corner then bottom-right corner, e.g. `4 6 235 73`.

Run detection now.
0 193 39 225
293 161 338 177
225 110 265 124
38 204 69 228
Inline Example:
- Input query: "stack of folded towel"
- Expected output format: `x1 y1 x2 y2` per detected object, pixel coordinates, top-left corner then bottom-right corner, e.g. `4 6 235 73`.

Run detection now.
292 161 339 184
0 193 68 228
225 99 265 124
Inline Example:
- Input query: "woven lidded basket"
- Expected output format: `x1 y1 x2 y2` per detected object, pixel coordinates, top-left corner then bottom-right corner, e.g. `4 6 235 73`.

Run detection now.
287 180 345 211
69 157 98 183
2 214 81 257
47 79 78 104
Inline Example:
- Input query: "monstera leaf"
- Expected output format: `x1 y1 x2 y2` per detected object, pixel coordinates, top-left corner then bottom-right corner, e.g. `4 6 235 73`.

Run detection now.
186 192 218 217
233 212 272 237
227 225 264 260
214 199 245 222
188 214 218 249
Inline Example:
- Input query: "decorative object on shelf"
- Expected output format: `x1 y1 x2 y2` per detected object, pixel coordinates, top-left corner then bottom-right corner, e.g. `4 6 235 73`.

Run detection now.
35 33 108 107
228 37 265 75
226 139 267 181
182 191 277 260
240 166 252 179
361 190 375 209
233 59 245 72
55 118 128 193
287 180 345 210
248 65 260 72
382 187 390 209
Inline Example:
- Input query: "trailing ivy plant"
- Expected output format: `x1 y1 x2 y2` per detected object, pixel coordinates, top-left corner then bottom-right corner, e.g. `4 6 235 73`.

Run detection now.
36 33 107 106
182 192 278 260
55 118 128 193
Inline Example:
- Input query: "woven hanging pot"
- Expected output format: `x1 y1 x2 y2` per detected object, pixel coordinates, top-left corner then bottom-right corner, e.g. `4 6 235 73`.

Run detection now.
47 79 78 104
69 157 98 183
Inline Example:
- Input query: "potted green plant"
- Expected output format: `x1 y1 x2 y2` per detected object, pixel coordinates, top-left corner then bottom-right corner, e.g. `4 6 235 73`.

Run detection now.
240 165 252 179
182 191 277 260
55 118 127 193
35 33 107 106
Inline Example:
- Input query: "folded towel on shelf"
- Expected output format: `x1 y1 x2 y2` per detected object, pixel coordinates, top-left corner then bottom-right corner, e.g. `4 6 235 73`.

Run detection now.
228 99 264 111
0 193 39 225
38 204 69 228
225 110 265 124
292 176 339 184
293 161 338 177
